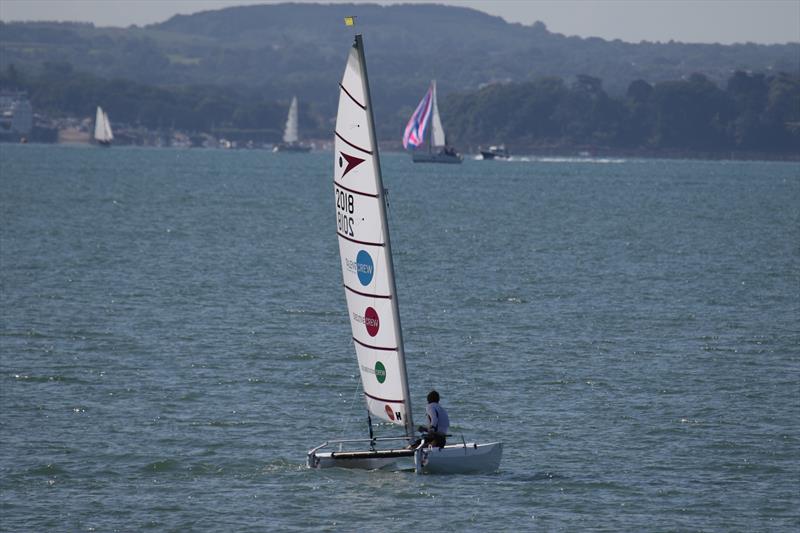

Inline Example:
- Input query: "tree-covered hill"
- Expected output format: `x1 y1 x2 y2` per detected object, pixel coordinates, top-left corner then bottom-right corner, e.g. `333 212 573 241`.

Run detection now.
1 3 797 155
4 59 796 156
443 71 799 155
1 2 797 117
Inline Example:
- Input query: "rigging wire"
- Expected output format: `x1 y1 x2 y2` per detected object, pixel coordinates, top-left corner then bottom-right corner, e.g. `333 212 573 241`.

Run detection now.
337 365 365 439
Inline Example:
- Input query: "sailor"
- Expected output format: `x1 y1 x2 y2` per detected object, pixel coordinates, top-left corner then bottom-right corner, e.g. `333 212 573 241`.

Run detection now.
419 390 449 448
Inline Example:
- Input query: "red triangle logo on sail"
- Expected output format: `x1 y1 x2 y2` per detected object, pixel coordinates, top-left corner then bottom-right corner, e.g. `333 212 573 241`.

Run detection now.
339 152 365 177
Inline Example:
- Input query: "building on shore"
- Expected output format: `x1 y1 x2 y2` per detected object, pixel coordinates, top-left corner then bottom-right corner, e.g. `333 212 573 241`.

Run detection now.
0 91 33 142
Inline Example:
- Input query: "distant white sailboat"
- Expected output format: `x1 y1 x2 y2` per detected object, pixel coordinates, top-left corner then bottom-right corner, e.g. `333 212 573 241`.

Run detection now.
403 81 462 164
307 32 501 474
94 106 113 146
273 96 311 152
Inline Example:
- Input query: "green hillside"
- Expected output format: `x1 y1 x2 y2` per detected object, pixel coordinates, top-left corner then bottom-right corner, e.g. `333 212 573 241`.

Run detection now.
1 3 797 154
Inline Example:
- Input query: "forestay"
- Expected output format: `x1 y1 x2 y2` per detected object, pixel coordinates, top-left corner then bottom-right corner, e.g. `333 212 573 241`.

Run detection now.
333 38 414 438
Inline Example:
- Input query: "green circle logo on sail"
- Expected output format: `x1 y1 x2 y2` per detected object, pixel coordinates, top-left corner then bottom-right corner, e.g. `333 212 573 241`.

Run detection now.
374 361 386 383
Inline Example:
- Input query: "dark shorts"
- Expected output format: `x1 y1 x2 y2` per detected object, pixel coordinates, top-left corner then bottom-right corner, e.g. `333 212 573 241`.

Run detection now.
426 432 447 448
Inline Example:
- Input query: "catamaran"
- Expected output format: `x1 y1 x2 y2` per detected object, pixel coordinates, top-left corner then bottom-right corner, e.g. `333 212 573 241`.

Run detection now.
273 96 311 152
94 106 113 146
403 81 462 164
307 32 501 474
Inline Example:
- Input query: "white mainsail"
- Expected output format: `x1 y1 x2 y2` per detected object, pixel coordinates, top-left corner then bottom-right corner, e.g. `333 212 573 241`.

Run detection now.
94 106 114 143
94 106 104 140
103 111 113 141
333 36 414 438
283 96 299 143
430 80 446 147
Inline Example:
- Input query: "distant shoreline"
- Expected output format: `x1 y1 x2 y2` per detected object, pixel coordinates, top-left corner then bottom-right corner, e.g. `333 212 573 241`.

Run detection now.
2 139 798 163
378 143 800 163
498 146 800 163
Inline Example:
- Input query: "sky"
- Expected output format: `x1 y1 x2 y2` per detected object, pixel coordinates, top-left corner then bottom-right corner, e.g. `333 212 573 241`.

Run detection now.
0 0 798 45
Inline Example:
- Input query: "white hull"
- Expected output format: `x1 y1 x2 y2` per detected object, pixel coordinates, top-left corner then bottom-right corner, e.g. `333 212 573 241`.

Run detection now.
311 452 414 471
307 439 502 475
415 442 503 474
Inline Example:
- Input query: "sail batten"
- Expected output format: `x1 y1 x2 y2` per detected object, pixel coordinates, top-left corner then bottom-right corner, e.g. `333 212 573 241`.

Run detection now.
334 35 414 439
334 131 373 154
335 181 379 198
353 337 398 351
364 392 406 404
344 284 392 299
339 83 366 109
336 233 385 247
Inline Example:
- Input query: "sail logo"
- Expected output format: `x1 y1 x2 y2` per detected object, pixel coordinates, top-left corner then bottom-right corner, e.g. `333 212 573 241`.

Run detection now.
383 405 401 421
364 307 380 336
361 361 387 384
338 151 365 177
374 361 386 384
345 250 374 286
352 306 380 337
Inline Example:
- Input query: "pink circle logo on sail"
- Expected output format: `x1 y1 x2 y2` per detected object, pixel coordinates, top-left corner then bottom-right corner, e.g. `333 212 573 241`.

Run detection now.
365 307 380 337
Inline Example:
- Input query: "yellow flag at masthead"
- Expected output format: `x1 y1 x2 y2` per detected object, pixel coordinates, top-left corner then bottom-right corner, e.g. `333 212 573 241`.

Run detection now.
344 16 356 26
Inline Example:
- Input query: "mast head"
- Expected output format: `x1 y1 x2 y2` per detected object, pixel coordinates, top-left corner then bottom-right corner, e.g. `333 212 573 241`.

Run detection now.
344 15 361 45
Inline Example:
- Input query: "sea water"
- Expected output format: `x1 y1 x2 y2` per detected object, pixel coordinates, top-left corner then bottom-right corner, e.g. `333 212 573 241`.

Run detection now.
1 144 798 531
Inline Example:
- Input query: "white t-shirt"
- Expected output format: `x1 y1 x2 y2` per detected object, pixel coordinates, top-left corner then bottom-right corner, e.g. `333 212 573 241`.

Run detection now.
426 402 449 434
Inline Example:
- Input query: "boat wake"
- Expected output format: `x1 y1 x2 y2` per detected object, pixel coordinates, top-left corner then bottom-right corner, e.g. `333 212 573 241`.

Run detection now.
473 155 627 163
517 156 627 164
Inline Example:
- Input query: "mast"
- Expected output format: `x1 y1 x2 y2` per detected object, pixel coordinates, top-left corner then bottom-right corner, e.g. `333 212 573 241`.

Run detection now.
354 33 415 440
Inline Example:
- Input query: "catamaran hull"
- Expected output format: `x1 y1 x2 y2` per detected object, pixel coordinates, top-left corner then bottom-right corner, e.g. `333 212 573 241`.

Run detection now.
308 450 414 471
415 442 502 474
307 441 502 474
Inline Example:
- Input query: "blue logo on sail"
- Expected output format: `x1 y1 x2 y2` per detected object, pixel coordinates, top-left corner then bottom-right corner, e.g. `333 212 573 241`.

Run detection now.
356 250 374 286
